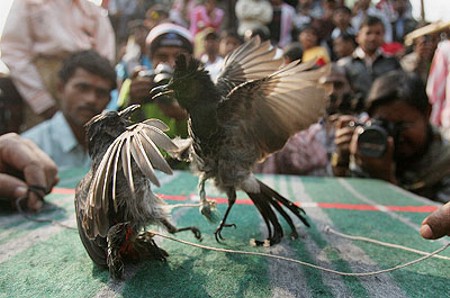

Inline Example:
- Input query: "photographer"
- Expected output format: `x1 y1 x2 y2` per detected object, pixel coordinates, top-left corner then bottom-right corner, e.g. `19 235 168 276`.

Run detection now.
332 70 450 203
117 23 193 138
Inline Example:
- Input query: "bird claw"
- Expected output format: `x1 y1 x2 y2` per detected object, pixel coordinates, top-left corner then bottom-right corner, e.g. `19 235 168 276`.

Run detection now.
214 222 237 243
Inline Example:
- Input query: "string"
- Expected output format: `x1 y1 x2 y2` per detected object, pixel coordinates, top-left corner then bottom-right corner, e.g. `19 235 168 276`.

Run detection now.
14 189 450 276
324 225 450 261
149 230 450 277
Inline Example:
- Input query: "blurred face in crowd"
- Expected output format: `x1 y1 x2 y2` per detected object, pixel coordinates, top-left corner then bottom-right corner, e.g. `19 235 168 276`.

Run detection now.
59 68 112 128
320 71 354 115
204 36 220 56
219 36 241 57
371 100 430 161
333 36 356 59
392 0 408 16
299 28 319 50
332 9 351 28
356 23 385 56
151 46 191 68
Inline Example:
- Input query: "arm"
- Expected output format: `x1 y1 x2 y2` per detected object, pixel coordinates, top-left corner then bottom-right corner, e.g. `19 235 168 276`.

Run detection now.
0 0 56 115
0 133 59 211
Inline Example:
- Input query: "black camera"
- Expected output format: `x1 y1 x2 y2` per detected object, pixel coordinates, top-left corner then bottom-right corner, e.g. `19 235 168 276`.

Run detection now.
356 119 403 158
138 63 174 104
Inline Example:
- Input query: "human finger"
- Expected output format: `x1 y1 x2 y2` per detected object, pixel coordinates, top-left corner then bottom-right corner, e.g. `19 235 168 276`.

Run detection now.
420 202 450 239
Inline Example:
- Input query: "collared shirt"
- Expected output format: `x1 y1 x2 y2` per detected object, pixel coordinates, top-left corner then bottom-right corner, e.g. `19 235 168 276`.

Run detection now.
21 112 91 170
0 0 115 114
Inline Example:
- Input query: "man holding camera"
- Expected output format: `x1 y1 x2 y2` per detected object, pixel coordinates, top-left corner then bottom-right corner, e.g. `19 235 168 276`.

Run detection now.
332 70 450 204
117 23 194 138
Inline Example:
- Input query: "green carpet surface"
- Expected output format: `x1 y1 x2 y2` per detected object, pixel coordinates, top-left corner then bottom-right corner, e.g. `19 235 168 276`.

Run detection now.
1 168 449 298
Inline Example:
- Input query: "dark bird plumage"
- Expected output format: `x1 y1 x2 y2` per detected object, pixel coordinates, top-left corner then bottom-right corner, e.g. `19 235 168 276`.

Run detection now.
152 37 329 245
74 105 201 279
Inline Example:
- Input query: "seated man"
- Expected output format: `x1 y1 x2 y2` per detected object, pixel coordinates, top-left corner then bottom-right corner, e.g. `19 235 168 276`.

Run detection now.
21 50 117 170
332 70 450 203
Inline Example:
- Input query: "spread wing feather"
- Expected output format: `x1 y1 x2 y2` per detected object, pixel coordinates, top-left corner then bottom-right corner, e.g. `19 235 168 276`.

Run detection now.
216 36 283 94
219 62 329 158
82 120 178 238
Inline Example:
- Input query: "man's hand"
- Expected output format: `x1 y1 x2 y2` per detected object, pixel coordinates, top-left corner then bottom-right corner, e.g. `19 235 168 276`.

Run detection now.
350 128 397 183
0 133 59 211
420 202 450 239
129 68 155 105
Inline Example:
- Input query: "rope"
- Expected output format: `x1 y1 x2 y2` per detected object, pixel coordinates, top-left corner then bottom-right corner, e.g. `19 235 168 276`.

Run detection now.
324 225 450 261
149 230 450 277
14 187 450 276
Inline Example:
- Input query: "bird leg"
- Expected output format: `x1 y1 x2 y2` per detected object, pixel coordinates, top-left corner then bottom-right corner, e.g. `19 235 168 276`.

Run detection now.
106 222 129 279
198 175 218 222
160 218 202 240
214 188 237 242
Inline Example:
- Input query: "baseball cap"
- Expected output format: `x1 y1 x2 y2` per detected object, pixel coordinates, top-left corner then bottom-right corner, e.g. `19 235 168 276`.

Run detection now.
146 23 194 54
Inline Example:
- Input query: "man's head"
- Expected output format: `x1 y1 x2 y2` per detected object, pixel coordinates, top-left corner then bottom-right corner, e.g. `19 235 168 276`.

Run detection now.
319 63 354 115
356 16 385 56
332 6 352 29
333 33 357 59
219 30 243 57
366 70 431 161
203 29 220 56
58 50 116 128
146 23 194 68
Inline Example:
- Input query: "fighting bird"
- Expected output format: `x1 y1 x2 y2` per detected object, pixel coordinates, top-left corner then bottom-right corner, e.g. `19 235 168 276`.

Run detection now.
75 105 201 279
151 37 328 246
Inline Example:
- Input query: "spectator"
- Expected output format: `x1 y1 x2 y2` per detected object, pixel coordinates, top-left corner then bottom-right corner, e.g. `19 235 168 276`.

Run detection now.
332 70 450 203
330 6 356 41
293 0 323 33
107 0 139 43
298 26 330 65
218 30 244 57
282 42 303 64
0 0 115 130
189 0 224 36
254 63 355 176
144 4 171 31
115 20 151 88
339 16 401 112
0 133 58 212
427 32 450 140
170 0 197 28
199 29 224 82
332 33 357 61
268 0 296 48
21 50 117 170
390 0 417 43
235 0 273 37
351 0 393 43
117 23 194 139
401 33 438 83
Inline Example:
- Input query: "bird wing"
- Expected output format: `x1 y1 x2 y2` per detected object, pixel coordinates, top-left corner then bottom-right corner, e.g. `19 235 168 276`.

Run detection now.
83 119 178 238
215 36 284 95
218 61 329 159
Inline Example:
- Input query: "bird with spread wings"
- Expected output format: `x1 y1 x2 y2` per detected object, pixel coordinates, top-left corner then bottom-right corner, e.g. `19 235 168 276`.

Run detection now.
152 37 329 246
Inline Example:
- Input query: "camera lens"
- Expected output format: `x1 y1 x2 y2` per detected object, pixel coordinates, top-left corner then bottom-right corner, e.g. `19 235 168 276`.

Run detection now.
357 126 389 158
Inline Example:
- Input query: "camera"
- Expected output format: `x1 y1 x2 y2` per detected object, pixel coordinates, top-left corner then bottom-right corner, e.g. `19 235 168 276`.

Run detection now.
138 63 174 104
355 119 403 158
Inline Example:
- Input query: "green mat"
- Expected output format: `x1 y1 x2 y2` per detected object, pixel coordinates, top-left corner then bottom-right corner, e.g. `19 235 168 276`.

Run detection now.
1 168 449 298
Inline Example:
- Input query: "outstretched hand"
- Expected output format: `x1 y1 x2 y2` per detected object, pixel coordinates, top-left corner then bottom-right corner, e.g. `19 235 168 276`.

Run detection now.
420 202 450 240
0 133 59 211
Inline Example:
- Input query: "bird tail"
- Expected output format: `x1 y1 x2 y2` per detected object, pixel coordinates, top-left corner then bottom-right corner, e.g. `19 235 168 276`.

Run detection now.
246 179 310 246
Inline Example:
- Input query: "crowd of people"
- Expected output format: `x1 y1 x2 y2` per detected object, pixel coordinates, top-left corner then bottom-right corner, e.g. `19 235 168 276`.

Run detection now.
0 0 449 239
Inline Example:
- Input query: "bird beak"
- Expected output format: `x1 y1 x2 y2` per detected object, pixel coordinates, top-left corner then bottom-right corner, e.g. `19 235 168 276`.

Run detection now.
150 84 174 101
118 104 140 118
